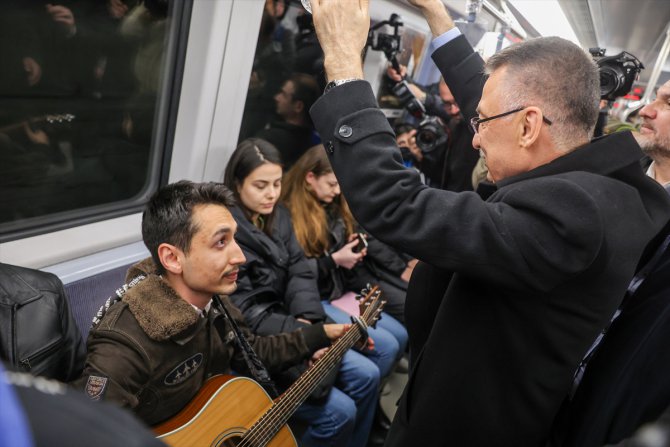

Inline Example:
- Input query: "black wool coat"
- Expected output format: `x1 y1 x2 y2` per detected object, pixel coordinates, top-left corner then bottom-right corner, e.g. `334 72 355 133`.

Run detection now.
551 223 670 446
310 35 670 446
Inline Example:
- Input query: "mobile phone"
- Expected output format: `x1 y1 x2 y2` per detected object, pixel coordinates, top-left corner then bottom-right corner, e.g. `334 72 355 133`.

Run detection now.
352 233 368 253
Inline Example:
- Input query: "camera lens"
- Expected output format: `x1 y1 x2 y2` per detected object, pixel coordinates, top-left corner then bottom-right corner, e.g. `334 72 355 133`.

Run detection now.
599 66 621 100
417 129 436 152
416 117 446 153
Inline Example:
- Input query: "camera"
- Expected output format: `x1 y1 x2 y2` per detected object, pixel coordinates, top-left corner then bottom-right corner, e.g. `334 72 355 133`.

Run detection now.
392 81 448 154
367 14 403 68
366 13 448 155
589 48 644 101
415 117 448 153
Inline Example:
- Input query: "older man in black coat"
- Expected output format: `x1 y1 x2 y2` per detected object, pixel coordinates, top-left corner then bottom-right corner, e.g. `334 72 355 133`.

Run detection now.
307 0 670 445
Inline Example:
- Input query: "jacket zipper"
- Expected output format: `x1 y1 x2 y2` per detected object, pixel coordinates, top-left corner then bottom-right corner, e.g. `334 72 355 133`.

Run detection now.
19 337 62 371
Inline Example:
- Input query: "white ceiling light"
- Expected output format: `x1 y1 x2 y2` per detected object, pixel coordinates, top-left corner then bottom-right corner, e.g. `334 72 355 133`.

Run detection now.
508 0 580 44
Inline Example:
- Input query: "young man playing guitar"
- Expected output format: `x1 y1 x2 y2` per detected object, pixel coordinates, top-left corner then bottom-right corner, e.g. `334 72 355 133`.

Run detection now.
73 181 350 427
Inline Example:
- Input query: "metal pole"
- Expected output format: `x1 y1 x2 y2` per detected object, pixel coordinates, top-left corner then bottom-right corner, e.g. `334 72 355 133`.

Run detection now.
482 0 527 40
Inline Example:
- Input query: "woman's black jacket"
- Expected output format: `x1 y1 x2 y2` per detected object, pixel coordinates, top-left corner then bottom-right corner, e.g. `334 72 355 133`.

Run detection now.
229 205 327 335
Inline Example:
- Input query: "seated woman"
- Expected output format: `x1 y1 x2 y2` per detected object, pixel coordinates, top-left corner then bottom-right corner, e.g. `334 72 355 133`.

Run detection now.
224 138 384 447
281 145 410 371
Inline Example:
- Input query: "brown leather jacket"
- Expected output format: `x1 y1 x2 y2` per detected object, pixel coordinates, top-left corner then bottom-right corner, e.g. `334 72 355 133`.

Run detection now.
72 258 329 426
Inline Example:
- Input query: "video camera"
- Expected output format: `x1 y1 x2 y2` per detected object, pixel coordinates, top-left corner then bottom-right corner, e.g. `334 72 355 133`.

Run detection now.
367 14 403 72
392 81 447 153
589 48 644 101
367 14 447 154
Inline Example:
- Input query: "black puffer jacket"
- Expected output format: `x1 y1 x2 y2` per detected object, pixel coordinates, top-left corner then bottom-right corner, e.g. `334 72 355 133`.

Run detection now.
229 204 327 335
0 263 85 381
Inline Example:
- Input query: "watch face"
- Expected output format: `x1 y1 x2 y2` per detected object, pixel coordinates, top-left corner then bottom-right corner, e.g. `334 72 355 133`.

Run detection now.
301 0 312 14
324 81 338 94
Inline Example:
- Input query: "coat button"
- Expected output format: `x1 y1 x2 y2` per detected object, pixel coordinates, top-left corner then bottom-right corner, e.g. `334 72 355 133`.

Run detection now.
338 125 353 138
326 141 334 154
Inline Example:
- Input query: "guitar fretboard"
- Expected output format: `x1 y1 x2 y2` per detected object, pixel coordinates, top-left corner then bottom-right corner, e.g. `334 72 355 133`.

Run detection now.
239 289 382 447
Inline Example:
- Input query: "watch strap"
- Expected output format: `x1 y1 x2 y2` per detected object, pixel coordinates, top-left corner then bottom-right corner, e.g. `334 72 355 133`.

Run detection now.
324 78 362 94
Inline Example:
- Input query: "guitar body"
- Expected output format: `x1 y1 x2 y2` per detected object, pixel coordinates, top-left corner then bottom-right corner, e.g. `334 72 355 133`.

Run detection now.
154 375 297 447
153 287 384 447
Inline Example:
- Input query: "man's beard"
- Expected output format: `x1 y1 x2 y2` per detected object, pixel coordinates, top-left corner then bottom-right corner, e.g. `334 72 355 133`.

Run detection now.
639 136 670 159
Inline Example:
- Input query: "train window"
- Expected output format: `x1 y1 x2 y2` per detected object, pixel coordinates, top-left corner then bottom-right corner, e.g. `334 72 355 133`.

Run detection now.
237 0 324 168
0 0 190 242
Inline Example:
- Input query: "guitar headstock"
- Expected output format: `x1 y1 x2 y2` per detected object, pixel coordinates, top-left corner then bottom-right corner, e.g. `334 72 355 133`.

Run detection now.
356 284 386 329
33 113 76 137
44 113 76 124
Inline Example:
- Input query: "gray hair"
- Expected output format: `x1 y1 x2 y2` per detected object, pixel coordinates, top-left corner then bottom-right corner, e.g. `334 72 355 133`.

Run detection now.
485 36 600 152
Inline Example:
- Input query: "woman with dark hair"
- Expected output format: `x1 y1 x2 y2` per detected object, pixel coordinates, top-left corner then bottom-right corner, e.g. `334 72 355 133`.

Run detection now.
281 145 410 373
223 138 380 447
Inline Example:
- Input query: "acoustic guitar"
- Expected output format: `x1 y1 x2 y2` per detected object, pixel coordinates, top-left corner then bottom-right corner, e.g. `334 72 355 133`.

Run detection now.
0 113 75 135
154 286 385 447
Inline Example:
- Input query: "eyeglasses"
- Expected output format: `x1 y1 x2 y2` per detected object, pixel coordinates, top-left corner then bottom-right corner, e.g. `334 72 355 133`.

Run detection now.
469 107 553 134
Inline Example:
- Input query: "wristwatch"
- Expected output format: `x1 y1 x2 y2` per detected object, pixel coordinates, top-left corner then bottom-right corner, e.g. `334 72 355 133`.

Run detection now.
324 78 361 95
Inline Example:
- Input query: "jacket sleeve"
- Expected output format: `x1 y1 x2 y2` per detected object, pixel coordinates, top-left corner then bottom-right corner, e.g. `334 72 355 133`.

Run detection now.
70 328 148 410
223 297 330 374
316 254 337 279
279 208 328 322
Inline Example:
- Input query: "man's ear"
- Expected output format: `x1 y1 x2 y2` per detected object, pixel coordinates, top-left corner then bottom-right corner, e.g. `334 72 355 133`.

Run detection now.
157 243 183 274
519 106 544 149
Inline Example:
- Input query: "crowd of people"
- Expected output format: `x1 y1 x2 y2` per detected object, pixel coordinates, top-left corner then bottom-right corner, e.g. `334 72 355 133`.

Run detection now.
2 0 670 446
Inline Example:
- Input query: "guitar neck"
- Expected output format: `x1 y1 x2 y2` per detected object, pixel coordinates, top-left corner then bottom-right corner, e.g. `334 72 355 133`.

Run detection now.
244 323 364 445
0 114 74 135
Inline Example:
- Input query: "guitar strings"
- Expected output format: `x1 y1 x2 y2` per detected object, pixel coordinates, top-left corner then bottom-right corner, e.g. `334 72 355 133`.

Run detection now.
239 327 361 447
249 327 361 446
254 292 381 438
243 327 364 446
239 292 381 447
240 310 370 447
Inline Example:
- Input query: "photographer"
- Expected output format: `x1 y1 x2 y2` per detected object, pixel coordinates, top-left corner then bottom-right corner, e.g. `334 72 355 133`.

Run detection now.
388 67 479 192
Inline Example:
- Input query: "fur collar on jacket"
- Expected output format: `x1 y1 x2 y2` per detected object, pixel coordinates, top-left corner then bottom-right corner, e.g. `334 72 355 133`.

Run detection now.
122 258 201 341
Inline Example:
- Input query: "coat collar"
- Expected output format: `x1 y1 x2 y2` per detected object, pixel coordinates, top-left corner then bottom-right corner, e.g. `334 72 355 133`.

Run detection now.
230 205 288 265
495 131 643 188
122 258 203 342
0 264 41 305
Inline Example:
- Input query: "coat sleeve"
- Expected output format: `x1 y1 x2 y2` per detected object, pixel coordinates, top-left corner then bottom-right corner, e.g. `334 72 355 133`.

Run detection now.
310 40 605 293
364 234 408 277
431 34 485 124
70 328 148 410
